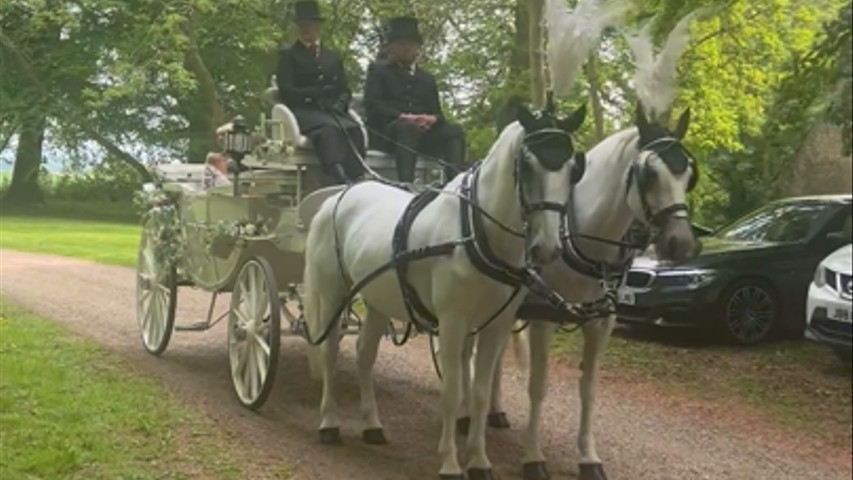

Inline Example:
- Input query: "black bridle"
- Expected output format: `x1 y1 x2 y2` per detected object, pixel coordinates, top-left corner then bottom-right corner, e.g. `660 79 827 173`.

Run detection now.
515 128 582 222
560 135 697 286
626 136 696 230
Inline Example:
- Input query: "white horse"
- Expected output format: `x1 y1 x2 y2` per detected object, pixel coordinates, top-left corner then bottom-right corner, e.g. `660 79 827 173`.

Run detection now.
514 103 702 480
302 103 587 479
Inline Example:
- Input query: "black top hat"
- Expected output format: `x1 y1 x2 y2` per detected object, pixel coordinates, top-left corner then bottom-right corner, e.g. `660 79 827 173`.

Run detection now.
385 16 422 44
294 1 324 23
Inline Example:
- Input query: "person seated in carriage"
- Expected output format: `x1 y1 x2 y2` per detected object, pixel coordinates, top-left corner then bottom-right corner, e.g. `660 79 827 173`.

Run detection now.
364 16 466 183
275 0 366 185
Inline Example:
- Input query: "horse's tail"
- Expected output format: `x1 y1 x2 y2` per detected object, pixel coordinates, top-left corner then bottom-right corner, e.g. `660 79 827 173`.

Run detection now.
302 196 348 381
508 325 530 372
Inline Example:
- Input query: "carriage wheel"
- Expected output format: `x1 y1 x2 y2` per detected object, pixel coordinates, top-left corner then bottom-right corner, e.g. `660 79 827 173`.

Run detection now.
136 226 178 356
228 257 281 409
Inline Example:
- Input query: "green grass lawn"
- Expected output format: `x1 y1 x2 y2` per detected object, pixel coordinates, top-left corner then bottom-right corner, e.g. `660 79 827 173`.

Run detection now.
1 201 140 267
0 216 140 267
0 297 291 479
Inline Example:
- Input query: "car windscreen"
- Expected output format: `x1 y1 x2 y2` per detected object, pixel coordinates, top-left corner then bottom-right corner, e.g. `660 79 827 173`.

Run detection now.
715 202 838 244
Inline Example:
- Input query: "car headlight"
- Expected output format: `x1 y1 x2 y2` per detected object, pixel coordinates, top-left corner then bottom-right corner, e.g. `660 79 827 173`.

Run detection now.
814 265 826 288
655 269 717 289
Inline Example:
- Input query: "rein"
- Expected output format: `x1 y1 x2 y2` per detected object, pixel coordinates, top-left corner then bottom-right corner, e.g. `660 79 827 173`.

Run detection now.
302 125 580 345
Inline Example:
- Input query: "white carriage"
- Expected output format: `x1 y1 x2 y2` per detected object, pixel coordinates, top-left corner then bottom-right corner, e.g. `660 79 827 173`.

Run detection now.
135 85 443 409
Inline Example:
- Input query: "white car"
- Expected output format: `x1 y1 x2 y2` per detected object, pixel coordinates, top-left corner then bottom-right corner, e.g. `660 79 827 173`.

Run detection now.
805 244 852 361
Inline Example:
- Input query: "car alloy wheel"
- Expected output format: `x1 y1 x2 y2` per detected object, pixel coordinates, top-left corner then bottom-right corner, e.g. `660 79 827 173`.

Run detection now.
723 282 777 345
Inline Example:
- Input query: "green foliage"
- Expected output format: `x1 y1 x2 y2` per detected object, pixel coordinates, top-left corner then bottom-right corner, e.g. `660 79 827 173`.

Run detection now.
47 159 146 202
2 0 849 222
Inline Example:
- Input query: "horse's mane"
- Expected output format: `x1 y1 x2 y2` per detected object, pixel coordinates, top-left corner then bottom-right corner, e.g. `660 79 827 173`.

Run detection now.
482 121 525 167
585 128 639 175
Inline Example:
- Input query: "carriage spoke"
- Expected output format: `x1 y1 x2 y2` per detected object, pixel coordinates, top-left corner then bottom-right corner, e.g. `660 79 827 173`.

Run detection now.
147 296 160 345
254 340 268 383
254 333 271 357
234 307 251 329
244 342 258 399
232 342 248 379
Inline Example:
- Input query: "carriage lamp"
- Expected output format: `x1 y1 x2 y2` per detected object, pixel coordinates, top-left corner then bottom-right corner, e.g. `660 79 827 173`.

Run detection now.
225 115 252 161
224 115 253 196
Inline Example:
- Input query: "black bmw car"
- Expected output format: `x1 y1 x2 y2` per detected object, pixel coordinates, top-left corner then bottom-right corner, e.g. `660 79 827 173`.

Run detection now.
617 195 853 345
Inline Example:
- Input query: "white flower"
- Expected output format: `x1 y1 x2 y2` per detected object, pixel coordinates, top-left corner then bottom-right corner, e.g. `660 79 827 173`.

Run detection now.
245 224 257 236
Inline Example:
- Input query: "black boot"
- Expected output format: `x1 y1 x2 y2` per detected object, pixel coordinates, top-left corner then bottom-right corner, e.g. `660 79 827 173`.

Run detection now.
444 138 466 182
395 152 417 183
326 163 351 186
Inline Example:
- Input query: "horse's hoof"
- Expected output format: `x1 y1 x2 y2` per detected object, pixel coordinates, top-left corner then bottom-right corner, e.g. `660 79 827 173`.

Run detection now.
319 427 342 446
487 412 511 429
578 463 608 480
456 417 471 436
522 462 550 480
439 475 466 480
362 428 389 445
467 468 495 480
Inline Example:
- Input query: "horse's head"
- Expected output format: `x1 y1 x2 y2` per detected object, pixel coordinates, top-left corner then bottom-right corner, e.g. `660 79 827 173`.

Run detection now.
514 99 587 266
628 103 701 263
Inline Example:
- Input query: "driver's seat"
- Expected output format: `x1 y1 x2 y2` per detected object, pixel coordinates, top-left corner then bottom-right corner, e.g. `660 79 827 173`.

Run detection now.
261 75 368 151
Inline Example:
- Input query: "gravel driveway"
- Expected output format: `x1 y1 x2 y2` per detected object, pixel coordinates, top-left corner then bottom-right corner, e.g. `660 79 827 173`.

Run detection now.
1 249 849 480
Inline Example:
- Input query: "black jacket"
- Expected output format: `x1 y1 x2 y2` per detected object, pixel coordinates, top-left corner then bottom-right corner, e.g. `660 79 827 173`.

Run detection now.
276 41 354 131
364 61 445 131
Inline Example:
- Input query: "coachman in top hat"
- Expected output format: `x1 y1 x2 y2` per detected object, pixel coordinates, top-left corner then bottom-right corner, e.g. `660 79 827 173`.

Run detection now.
276 1 365 184
365 16 466 183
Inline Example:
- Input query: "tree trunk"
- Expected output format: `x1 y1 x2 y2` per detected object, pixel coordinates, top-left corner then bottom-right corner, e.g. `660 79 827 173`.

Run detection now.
186 97 218 164
4 113 46 204
512 0 531 76
528 0 546 109
586 54 605 141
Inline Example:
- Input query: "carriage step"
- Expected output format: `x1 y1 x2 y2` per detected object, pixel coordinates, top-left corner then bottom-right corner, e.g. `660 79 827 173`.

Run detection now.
175 322 212 332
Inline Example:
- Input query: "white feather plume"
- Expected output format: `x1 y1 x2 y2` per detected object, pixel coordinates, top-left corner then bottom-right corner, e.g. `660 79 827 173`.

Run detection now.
624 9 709 122
546 0 628 98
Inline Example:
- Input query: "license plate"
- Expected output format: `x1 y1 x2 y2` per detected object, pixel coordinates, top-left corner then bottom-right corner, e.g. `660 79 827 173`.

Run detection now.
831 308 852 322
618 288 636 306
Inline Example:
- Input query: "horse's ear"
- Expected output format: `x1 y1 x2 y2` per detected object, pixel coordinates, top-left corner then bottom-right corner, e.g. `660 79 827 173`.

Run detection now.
517 105 537 132
674 107 691 140
559 104 587 133
496 96 524 133
636 102 651 134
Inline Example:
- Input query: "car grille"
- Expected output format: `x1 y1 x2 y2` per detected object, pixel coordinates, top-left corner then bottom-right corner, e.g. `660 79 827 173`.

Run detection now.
812 317 853 342
625 271 655 288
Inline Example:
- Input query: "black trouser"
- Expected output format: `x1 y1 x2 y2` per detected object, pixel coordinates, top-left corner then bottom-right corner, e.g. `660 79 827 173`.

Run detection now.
379 120 466 183
306 124 366 186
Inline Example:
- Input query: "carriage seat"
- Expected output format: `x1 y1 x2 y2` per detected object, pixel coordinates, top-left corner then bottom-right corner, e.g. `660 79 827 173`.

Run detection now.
261 80 368 151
